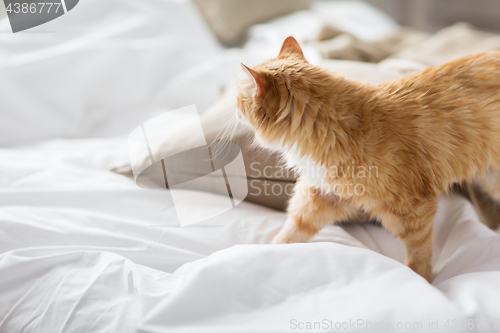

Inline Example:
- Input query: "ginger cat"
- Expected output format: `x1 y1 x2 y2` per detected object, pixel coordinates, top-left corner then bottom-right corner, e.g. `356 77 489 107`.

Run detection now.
236 36 500 282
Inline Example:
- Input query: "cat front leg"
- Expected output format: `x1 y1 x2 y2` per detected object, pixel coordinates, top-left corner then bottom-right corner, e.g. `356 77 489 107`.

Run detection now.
271 179 358 244
376 198 437 282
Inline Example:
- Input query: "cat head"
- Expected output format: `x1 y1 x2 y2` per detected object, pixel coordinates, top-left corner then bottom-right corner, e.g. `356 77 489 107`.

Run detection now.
236 37 332 151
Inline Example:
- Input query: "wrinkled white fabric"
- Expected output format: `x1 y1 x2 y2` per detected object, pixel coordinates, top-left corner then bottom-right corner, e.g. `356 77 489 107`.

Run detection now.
1 139 499 333
0 0 223 146
1 1 499 333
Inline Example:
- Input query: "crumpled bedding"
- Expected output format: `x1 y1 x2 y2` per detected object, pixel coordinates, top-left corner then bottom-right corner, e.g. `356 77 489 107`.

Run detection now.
1 140 500 333
310 21 500 67
1 1 500 332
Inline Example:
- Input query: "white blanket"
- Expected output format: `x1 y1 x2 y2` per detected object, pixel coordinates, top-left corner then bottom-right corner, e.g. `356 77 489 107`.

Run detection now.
1 139 499 332
1 1 500 332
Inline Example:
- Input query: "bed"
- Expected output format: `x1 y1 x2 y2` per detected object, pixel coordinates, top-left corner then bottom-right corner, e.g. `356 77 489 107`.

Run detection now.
1 1 499 332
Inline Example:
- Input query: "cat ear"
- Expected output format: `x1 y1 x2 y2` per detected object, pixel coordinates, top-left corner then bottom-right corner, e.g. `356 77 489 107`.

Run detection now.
278 36 304 59
240 63 268 99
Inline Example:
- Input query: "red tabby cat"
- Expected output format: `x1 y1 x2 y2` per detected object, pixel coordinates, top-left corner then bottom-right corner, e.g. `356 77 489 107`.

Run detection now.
236 36 500 282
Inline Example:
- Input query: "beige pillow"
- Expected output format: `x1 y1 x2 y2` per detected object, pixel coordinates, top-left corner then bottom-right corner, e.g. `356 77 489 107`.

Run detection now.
195 84 295 211
193 0 311 45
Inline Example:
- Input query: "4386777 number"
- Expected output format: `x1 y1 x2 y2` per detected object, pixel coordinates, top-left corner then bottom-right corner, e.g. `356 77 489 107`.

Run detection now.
6 2 62 14
444 319 499 330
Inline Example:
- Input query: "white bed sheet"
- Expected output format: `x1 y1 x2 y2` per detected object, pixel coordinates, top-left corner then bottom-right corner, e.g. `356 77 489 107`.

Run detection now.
1 1 500 332
1 139 499 333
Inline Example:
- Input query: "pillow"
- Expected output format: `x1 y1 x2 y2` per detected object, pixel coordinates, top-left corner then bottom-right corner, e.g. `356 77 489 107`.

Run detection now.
193 0 311 45
115 60 408 211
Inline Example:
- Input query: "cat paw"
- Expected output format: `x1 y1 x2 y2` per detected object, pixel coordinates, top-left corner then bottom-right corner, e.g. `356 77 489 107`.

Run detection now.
270 225 312 244
406 260 433 283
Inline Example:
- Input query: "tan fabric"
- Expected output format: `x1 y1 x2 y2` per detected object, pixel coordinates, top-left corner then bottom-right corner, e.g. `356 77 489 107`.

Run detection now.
466 184 500 230
309 25 429 63
193 0 311 45
312 22 500 67
389 22 500 66
453 183 500 230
